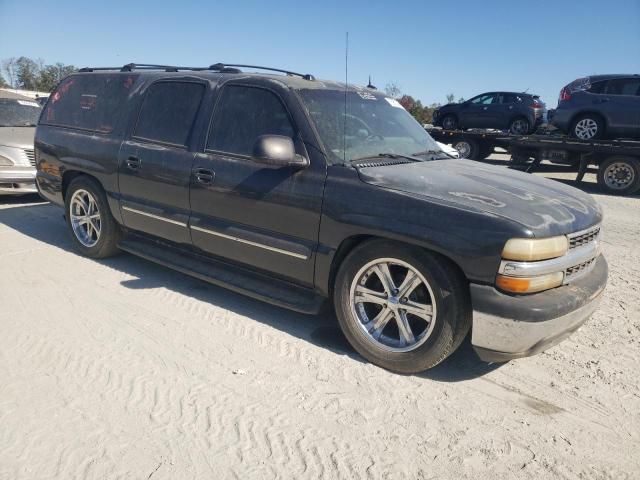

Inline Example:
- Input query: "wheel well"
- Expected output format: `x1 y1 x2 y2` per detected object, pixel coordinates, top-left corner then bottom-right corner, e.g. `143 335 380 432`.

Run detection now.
327 235 468 299
509 115 528 124
61 171 96 201
571 111 607 129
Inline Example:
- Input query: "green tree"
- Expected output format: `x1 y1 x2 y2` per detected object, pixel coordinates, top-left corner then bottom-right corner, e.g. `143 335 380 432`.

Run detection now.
446 93 455 104
15 56 40 90
36 63 76 91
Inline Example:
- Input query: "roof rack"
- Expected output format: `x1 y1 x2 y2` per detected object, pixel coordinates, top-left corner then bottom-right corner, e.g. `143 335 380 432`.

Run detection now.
209 63 314 80
78 63 315 80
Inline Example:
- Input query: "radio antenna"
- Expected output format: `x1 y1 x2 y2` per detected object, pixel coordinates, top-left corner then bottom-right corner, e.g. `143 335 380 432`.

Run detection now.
343 31 349 165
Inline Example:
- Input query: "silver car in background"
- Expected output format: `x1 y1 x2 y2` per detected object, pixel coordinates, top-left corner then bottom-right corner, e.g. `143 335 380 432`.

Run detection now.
0 95 42 195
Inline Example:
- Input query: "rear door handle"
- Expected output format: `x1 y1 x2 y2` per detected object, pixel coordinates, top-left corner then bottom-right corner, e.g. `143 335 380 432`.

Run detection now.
126 156 141 169
193 168 215 184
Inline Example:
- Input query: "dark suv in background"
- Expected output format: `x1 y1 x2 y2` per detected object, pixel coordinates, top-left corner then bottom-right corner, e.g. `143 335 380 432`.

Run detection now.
35 64 606 374
433 91 546 134
552 74 640 140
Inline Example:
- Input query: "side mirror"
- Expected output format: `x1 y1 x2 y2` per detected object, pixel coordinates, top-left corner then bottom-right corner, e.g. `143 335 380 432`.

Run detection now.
252 135 309 169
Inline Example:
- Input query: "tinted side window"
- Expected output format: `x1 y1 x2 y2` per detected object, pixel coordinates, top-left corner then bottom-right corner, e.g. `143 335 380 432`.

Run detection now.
43 74 137 132
604 78 640 96
134 82 205 146
501 93 523 104
471 94 498 105
587 80 607 94
207 85 295 155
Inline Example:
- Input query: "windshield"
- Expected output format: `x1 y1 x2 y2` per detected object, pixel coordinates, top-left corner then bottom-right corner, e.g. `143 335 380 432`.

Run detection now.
0 99 42 127
298 88 442 164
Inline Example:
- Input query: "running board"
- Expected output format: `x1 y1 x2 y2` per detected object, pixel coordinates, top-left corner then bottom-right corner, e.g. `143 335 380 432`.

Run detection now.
118 235 326 315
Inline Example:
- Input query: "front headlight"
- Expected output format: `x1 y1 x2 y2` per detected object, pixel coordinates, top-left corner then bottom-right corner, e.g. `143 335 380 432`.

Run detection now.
0 154 15 166
502 236 568 261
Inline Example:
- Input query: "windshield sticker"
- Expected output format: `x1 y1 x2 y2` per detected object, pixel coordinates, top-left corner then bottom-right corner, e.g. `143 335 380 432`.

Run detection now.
354 88 377 100
17 100 40 108
385 98 404 108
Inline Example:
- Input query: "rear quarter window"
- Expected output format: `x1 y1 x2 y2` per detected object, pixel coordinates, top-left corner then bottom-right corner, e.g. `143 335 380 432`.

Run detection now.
43 74 138 133
133 81 206 146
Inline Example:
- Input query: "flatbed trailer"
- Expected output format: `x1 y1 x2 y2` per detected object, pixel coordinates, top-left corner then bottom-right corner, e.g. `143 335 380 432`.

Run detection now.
428 128 640 195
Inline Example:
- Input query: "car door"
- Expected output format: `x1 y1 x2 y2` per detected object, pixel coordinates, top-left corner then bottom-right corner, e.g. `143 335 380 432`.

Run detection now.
598 78 640 136
118 79 207 244
189 80 326 286
460 93 498 128
496 93 521 128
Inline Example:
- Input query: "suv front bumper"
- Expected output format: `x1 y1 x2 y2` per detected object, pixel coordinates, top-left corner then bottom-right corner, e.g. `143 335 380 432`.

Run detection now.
0 167 37 194
470 255 607 362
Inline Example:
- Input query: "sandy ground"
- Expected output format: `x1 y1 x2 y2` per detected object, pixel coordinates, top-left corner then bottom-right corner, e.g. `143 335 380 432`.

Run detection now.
1 157 639 480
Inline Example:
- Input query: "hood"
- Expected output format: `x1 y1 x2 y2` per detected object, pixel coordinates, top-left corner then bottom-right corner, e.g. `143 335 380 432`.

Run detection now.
357 159 602 237
0 127 36 149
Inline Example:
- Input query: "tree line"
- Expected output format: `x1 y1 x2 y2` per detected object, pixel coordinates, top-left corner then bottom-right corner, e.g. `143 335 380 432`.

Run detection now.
1 57 77 92
385 82 463 125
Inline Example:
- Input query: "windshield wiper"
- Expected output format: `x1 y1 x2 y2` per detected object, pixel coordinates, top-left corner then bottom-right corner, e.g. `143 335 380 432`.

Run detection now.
412 149 454 159
350 153 423 164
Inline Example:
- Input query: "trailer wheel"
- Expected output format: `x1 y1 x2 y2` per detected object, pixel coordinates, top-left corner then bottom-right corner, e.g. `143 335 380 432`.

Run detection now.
453 139 479 160
597 156 640 195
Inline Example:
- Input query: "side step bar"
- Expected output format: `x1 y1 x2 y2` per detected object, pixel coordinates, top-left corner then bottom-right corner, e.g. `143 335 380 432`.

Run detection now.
118 235 326 315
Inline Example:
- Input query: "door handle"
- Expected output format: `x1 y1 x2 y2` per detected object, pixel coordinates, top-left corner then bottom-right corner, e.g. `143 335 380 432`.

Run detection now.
193 168 215 184
482 106 488 110
596 98 610 104
126 156 141 169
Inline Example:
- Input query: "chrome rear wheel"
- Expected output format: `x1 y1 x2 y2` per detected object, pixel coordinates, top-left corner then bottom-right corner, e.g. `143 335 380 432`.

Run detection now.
69 189 101 247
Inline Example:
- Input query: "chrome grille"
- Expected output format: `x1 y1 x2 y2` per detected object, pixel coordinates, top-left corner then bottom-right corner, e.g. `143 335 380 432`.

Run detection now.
568 225 600 250
24 149 36 167
565 257 596 280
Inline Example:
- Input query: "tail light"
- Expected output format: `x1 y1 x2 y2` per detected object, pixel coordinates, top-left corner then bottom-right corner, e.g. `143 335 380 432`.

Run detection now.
559 87 571 102
532 99 543 108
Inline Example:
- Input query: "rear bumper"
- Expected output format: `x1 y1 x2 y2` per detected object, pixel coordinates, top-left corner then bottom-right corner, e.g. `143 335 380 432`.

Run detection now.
0 168 37 194
470 255 607 362
550 108 571 131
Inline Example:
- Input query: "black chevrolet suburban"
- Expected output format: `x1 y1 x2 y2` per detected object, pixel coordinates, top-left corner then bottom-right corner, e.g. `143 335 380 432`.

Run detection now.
35 63 608 373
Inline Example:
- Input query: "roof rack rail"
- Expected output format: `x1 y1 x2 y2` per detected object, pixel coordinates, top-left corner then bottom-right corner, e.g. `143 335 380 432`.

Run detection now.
78 64 210 73
209 63 315 81
77 63 315 80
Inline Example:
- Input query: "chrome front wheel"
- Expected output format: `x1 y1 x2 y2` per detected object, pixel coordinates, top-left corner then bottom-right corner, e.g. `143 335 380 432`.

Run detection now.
69 189 102 247
349 258 437 353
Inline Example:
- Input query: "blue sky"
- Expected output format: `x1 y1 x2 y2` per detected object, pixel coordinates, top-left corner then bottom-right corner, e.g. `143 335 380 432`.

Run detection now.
1 0 639 107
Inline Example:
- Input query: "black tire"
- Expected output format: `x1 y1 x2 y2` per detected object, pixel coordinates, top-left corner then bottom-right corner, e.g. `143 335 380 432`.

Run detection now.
597 156 640 195
64 176 122 258
509 117 531 135
333 239 472 374
441 114 458 130
453 139 480 160
570 113 605 140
